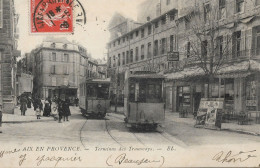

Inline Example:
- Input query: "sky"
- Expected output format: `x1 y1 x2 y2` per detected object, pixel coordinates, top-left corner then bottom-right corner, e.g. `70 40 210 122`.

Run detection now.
14 0 146 60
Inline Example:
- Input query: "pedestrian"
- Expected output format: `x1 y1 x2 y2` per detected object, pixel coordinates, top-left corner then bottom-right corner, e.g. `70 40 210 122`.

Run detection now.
43 98 51 117
47 97 52 109
51 99 58 121
58 98 64 123
20 95 28 116
34 97 43 119
27 96 32 108
74 97 79 107
63 97 71 122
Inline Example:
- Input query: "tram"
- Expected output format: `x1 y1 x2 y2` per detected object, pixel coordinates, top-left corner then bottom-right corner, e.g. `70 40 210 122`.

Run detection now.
124 71 166 129
79 78 111 118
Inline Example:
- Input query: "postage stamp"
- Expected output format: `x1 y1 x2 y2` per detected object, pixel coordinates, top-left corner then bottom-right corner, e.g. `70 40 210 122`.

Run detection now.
31 0 73 33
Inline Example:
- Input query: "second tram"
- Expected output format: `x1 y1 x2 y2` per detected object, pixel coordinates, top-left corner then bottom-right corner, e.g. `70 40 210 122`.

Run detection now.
79 78 111 118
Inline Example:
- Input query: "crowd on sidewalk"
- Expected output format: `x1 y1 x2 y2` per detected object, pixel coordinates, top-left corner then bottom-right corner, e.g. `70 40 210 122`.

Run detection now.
17 94 72 123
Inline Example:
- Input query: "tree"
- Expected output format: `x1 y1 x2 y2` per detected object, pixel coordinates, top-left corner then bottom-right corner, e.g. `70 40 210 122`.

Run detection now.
181 2 233 97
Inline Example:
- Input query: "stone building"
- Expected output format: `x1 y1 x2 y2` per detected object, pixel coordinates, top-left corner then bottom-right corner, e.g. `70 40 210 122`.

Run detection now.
86 58 107 79
32 38 88 102
165 0 260 116
0 0 20 114
107 0 260 118
107 2 178 104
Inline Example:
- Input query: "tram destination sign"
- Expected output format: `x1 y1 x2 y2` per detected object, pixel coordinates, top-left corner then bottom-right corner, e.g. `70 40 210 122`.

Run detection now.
167 52 179 61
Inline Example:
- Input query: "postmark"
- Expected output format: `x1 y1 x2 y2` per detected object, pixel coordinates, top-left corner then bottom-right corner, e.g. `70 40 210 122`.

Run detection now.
31 0 74 33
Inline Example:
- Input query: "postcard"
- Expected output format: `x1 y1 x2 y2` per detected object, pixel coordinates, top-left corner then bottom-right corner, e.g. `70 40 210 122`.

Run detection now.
0 0 259 167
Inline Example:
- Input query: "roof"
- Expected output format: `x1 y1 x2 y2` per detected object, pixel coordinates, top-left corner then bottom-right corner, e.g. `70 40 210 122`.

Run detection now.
108 8 178 43
43 37 71 44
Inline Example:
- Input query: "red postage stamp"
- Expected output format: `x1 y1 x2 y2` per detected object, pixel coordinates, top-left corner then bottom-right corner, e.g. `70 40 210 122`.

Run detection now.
31 0 73 33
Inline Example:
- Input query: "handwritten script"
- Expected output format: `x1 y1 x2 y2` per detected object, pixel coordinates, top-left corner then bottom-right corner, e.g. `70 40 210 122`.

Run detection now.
106 153 164 167
0 148 20 158
212 150 257 163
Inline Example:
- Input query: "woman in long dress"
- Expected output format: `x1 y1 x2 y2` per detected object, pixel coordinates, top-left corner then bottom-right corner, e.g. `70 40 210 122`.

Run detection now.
43 99 51 117
63 98 71 122
51 99 58 121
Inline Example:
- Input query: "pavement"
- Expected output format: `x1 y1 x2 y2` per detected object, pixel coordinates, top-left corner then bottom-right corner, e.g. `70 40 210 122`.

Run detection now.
109 106 260 137
2 106 54 123
1 105 259 136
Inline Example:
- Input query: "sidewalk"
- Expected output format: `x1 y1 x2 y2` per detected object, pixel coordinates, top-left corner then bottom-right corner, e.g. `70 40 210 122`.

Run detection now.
2 106 54 123
165 112 260 136
109 107 260 136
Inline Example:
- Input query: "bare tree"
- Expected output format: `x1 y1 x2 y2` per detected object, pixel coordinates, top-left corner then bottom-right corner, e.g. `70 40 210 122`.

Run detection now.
182 3 233 97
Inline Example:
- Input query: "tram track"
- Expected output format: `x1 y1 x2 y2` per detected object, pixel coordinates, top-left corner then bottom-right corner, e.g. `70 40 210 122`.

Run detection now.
104 119 124 147
106 114 147 146
108 113 186 147
79 115 89 150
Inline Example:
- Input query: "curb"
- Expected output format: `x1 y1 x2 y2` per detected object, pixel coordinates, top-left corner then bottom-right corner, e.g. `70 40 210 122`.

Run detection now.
165 117 260 137
2 119 54 124
221 128 260 137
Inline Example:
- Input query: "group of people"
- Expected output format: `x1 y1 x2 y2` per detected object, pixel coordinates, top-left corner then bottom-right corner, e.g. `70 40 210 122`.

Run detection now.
19 95 72 123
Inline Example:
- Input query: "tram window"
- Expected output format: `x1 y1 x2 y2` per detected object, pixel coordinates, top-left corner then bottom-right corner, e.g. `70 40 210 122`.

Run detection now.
87 85 96 97
155 85 161 98
138 84 146 102
147 84 162 103
129 83 135 102
97 85 109 99
148 85 156 99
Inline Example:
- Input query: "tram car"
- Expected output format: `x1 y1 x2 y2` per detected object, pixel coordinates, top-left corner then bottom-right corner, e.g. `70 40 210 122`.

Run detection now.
124 71 166 129
79 78 111 118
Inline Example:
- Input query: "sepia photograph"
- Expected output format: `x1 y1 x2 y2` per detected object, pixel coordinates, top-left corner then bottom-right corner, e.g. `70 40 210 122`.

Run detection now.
0 0 260 167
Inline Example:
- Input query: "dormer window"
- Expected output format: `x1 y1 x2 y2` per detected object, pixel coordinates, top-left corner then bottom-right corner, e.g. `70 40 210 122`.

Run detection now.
51 43 56 48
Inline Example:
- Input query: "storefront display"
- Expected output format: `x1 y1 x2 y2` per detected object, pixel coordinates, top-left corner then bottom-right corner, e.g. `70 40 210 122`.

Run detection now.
195 98 224 130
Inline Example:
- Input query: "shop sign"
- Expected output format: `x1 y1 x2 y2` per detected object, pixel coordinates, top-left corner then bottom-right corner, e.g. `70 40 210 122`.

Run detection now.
195 98 224 130
167 52 179 61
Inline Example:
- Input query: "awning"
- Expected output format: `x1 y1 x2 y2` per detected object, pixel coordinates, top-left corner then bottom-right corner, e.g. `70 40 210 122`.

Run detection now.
218 60 260 74
217 61 249 74
166 60 260 81
166 66 205 81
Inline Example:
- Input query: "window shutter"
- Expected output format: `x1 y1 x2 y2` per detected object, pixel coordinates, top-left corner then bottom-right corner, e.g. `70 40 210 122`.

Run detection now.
230 34 235 59
241 30 246 53
49 53 52 61
250 28 255 50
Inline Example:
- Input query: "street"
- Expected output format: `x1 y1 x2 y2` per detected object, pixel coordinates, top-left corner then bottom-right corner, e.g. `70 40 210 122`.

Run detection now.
1 107 260 167
1 107 259 148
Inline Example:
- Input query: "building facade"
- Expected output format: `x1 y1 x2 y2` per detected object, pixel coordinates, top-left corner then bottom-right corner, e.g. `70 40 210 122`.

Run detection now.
32 38 88 102
107 0 260 117
0 0 20 114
